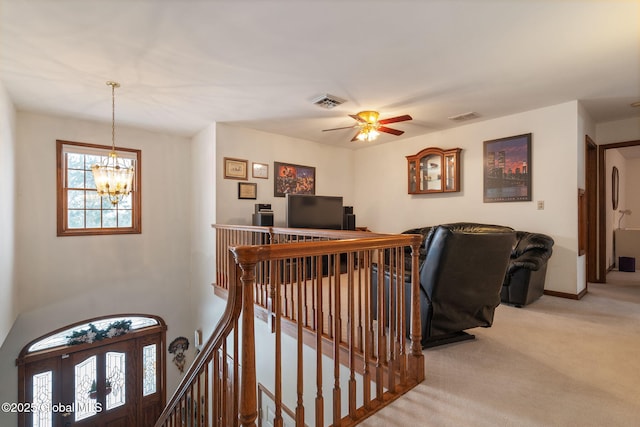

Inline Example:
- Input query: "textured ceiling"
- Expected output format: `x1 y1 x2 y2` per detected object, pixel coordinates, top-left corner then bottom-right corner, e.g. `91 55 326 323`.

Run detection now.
1 0 639 148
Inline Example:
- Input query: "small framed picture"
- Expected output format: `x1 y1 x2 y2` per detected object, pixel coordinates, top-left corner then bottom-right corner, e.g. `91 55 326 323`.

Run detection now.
224 157 248 180
238 182 257 199
252 162 269 179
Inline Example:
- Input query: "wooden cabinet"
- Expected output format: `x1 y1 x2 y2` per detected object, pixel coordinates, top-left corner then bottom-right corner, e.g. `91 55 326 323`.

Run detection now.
406 147 461 194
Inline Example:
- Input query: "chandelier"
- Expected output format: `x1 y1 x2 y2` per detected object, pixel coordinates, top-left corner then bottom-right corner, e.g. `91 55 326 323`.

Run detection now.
91 81 134 206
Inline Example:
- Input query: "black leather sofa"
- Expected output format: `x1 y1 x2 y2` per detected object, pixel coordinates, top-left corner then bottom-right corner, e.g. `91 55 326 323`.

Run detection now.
501 231 554 307
372 222 516 348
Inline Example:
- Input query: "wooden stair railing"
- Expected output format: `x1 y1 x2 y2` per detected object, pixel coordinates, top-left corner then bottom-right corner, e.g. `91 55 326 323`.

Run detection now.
155 226 425 427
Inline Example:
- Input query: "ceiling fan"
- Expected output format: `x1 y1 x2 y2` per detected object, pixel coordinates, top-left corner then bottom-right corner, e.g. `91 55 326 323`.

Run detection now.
322 110 413 142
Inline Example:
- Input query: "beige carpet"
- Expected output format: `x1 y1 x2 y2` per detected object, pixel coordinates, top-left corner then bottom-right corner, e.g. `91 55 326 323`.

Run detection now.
360 272 640 427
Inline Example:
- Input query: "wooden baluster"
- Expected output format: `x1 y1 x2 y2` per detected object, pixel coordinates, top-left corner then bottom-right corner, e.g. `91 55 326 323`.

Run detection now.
357 250 364 352
296 256 305 426
398 248 407 386
362 250 372 410
302 257 309 327
409 238 425 383
315 254 324 427
347 252 357 419
332 252 342 425
327 255 334 338
203 361 209 427
376 249 386 401
213 348 220 425
273 259 283 427
311 256 317 331
387 248 398 393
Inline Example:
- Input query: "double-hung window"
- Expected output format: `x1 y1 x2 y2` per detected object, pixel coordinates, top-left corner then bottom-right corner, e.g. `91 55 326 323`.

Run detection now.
57 140 141 236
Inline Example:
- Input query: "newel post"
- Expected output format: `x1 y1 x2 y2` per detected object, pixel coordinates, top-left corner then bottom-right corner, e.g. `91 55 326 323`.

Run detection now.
231 246 260 427
408 238 425 382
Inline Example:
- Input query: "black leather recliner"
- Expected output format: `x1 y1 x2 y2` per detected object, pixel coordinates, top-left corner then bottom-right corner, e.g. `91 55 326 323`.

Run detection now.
501 231 554 307
372 223 516 348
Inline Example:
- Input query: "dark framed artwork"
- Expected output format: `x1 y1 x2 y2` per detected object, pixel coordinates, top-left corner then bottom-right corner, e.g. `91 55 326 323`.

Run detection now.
273 162 316 197
224 157 248 180
483 133 532 202
238 182 257 199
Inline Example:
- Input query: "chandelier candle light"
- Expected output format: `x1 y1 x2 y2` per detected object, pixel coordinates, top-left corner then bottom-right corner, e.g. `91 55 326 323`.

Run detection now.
91 81 134 206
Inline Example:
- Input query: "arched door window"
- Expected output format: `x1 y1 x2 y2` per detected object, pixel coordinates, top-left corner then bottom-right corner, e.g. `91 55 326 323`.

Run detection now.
17 314 166 427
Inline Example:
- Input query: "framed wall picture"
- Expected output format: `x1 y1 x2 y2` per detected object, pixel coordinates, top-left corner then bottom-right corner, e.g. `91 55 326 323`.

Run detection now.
224 157 248 180
273 162 316 197
252 162 269 179
483 133 532 202
238 182 257 199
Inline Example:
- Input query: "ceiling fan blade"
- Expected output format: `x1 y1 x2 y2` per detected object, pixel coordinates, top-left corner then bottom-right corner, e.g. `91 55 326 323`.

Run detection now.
351 131 361 142
378 126 404 136
349 114 367 123
322 125 357 132
378 114 412 125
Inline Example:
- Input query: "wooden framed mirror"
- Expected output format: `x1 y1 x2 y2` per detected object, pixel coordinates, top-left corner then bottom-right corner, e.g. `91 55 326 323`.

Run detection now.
612 166 619 210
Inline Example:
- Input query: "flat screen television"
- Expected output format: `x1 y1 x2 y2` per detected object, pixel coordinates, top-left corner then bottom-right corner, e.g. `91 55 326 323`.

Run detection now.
286 194 343 229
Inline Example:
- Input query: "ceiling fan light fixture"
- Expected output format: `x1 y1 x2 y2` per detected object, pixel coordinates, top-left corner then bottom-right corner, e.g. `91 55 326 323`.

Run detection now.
357 110 380 123
356 127 380 142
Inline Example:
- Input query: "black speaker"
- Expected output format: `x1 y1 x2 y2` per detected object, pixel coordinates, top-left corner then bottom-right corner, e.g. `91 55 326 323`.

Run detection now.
252 212 274 226
343 213 356 230
343 206 353 214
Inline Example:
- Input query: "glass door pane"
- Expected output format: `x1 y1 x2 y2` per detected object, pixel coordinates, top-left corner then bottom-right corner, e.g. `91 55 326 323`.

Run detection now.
105 352 126 410
32 371 53 427
74 356 98 421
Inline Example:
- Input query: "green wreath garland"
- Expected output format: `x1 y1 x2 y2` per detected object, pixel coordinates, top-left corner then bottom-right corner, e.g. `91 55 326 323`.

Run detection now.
66 320 132 345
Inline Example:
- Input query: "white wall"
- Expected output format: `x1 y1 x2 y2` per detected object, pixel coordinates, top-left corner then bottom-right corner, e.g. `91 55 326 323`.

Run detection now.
0 112 194 425
215 124 356 226
354 101 581 295
190 123 226 343
625 158 640 229
596 117 640 145
0 81 18 347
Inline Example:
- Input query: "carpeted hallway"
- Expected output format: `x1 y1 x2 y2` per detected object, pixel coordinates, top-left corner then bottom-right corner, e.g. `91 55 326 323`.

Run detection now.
360 272 640 427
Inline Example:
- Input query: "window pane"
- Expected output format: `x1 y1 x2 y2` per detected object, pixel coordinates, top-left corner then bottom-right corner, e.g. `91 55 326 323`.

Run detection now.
142 344 157 396
103 210 117 228
118 195 132 209
85 171 96 189
32 371 53 427
86 192 101 209
67 170 85 189
106 352 126 410
67 153 84 169
102 197 115 209
118 209 132 227
86 210 102 228
27 316 159 353
75 356 97 421
68 190 85 209
68 210 85 229
86 155 103 168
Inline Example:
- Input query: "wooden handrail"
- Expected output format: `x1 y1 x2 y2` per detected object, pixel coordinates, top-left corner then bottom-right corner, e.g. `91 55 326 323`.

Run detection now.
156 225 425 427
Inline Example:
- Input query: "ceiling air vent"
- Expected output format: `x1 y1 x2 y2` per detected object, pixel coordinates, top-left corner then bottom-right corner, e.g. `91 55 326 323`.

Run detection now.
312 94 346 109
448 111 479 122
